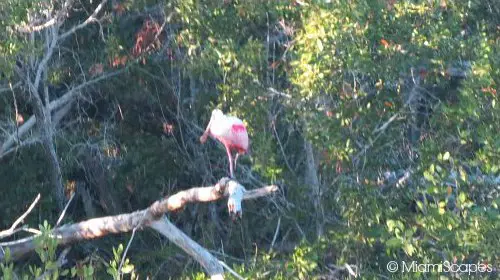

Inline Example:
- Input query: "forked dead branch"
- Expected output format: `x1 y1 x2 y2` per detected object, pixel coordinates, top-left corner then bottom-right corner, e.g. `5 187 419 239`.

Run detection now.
0 178 278 279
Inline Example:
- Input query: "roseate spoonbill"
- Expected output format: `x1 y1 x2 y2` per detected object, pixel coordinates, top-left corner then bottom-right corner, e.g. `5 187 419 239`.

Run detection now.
200 109 249 178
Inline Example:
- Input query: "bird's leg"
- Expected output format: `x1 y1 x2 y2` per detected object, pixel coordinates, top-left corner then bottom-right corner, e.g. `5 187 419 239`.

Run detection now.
234 153 240 173
225 145 234 178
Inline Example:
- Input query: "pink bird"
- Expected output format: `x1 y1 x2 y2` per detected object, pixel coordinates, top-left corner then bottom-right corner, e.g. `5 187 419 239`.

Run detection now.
200 109 249 178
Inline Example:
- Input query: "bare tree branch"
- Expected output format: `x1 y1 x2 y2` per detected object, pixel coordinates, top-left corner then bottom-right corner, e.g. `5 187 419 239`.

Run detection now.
218 261 245 280
34 25 59 95
0 194 41 239
118 226 139 278
15 0 74 33
0 178 278 267
151 218 224 280
0 82 22 95
269 217 281 253
0 138 41 159
16 18 58 33
0 69 125 157
48 68 125 111
0 115 36 157
52 101 74 128
56 192 75 227
59 0 109 41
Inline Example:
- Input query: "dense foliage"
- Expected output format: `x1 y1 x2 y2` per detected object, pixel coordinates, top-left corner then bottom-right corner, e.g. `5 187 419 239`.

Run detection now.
1 0 498 279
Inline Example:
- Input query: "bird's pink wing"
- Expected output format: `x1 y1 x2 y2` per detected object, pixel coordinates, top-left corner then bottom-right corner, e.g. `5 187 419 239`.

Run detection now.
230 124 249 152
209 115 248 153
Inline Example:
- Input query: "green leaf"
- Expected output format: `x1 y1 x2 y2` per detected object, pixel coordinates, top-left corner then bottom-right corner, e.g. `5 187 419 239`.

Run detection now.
416 201 424 211
404 243 416 256
424 171 434 182
386 237 403 248
443 151 450 161
316 39 324 52
121 263 135 274
386 219 396 232
458 192 467 203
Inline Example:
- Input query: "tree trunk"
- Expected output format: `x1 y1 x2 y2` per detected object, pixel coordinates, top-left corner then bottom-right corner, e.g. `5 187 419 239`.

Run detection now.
35 104 66 210
304 140 324 238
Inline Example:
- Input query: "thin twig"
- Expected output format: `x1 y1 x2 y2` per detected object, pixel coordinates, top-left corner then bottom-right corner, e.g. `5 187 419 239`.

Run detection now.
354 77 421 163
208 250 247 263
0 82 21 94
119 211 149 277
56 192 75 227
23 228 42 235
10 82 20 148
118 226 138 278
271 121 296 176
59 0 109 41
0 226 27 238
1 68 125 157
15 0 74 33
0 194 41 239
344 263 358 277
268 217 281 254
372 113 400 134
219 260 246 280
